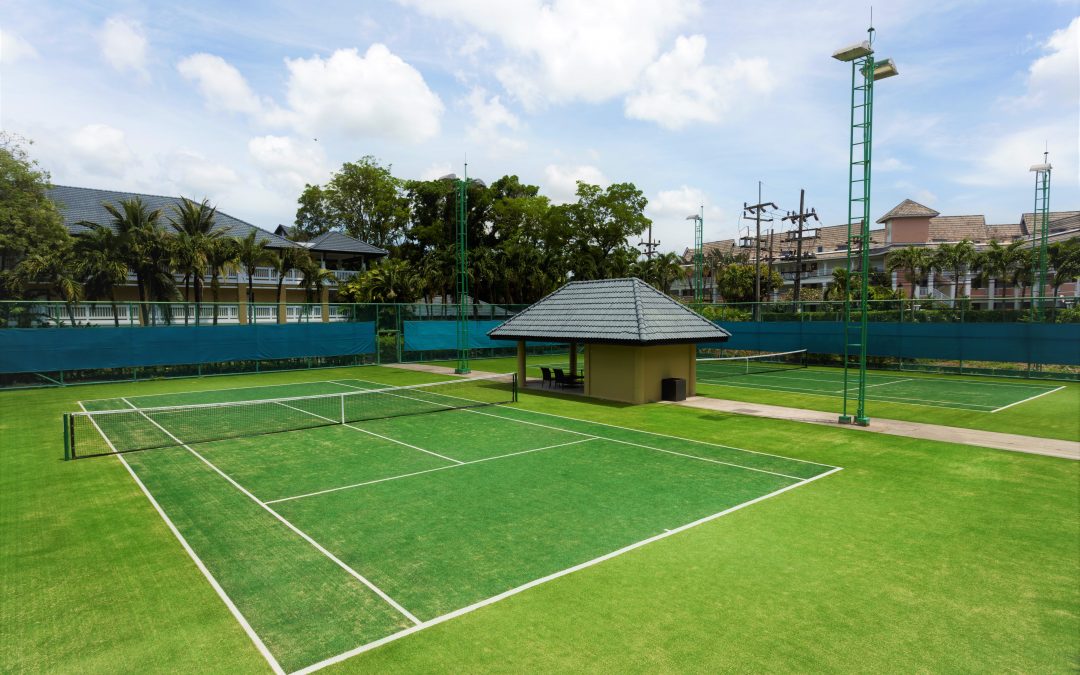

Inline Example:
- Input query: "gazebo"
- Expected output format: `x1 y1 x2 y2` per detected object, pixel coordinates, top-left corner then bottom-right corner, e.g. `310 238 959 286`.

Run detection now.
487 278 731 404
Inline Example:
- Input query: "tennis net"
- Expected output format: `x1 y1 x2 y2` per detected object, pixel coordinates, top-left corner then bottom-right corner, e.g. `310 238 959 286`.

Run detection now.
697 349 807 380
65 373 517 459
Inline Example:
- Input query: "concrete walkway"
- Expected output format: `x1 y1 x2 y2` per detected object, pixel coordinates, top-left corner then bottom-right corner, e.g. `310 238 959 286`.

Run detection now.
388 362 504 378
673 397 1080 460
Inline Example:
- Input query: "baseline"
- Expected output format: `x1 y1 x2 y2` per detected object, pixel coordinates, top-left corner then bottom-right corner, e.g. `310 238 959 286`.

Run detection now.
290 464 843 675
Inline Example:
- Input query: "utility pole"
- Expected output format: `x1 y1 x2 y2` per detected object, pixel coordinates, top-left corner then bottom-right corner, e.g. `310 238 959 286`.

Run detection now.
638 223 660 260
782 189 819 306
743 182 777 319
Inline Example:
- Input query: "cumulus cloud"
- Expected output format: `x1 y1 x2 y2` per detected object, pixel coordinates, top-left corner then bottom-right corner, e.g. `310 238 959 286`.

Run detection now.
543 164 609 204
464 87 526 156
247 135 328 191
166 149 240 196
625 35 774 130
400 0 699 108
419 162 454 180
98 16 149 79
177 53 266 117
68 124 134 176
282 45 443 142
957 122 1077 188
0 29 38 64
1024 16 1079 107
646 186 727 251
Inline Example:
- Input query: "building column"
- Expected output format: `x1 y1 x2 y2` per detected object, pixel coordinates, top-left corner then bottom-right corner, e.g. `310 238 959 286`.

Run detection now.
687 343 697 397
963 272 971 298
568 340 578 380
237 284 248 325
516 340 527 388
891 270 898 292
988 278 996 310
584 344 592 397
927 270 935 297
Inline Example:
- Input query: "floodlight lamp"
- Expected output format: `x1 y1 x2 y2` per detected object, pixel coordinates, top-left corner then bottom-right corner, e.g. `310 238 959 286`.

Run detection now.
1029 163 1052 173
871 58 898 80
832 40 872 62
686 214 701 221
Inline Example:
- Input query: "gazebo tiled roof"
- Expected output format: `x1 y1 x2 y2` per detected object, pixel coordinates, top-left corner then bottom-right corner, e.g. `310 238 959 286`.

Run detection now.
488 278 730 345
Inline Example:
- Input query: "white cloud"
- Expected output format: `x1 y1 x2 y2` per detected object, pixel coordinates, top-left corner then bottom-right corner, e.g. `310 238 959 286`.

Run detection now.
957 122 1077 188
399 0 699 108
464 87 526 156
459 34 488 58
419 162 454 181
543 163 609 204
877 157 912 172
624 35 774 130
166 149 240 196
177 53 266 117
247 135 328 191
1024 16 1079 106
68 124 134 176
282 45 443 142
98 16 149 80
646 186 727 251
0 29 38 64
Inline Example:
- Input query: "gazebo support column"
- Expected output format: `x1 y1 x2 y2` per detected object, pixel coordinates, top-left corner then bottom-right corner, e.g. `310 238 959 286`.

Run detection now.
568 341 578 380
516 340 527 387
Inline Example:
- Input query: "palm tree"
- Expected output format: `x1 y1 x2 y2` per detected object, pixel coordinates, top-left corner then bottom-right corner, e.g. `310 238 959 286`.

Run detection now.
296 257 338 320
10 247 83 326
206 237 239 324
1009 248 1034 308
349 258 417 303
169 197 223 323
886 246 934 299
932 239 976 306
650 252 685 295
171 233 203 324
100 197 166 324
235 230 272 320
1048 239 1080 300
73 224 128 326
972 240 1026 310
273 247 310 323
824 267 850 301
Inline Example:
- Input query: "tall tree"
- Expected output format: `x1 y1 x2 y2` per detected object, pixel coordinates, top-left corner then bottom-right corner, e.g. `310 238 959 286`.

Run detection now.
9 244 83 325
100 197 174 324
297 157 410 249
564 181 650 280
73 223 127 326
206 237 239 324
1048 238 1080 299
886 246 934 299
0 134 70 280
169 197 222 314
932 239 977 304
235 230 272 310
972 240 1026 310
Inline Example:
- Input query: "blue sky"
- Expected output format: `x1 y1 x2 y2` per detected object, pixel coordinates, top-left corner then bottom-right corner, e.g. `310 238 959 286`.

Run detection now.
1 0 1076 252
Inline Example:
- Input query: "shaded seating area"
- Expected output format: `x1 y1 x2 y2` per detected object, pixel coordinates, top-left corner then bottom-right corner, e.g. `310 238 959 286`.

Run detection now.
487 278 731 404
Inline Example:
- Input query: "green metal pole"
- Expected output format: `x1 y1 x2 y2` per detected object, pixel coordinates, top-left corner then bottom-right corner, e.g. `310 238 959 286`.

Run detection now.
856 53 875 426
455 171 471 374
63 413 71 461
693 208 704 305
840 58 858 424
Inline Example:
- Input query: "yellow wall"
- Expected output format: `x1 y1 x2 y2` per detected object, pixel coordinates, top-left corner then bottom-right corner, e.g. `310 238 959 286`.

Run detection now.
585 343 696 404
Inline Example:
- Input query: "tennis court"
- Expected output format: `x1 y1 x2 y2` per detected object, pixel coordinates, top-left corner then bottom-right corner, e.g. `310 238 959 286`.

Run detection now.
696 351 1066 412
71 375 839 674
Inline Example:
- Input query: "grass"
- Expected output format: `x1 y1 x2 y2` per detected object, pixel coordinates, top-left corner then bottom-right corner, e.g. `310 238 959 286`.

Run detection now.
1 364 1078 673
432 354 1080 441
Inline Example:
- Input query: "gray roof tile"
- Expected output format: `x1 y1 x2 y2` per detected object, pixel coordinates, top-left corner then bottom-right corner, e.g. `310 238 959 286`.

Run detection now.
876 199 940 223
303 230 388 256
46 185 297 249
488 278 730 345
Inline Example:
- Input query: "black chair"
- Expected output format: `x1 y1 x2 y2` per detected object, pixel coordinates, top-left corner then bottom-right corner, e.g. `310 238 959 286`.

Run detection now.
553 368 581 388
539 367 555 389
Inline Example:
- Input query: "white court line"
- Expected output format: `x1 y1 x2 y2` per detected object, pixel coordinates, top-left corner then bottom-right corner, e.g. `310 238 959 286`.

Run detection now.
290 465 844 675
834 378 913 393
266 437 597 504
989 385 1066 413
341 378 836 470
118 397 422 627
78 401 285 675
81 379 366 406
336 379 809 481
697 377 997 411
273 400 463 465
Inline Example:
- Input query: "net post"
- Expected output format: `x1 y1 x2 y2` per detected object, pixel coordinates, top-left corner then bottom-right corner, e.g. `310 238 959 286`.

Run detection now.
340 393 346 424
63 413 72 461
512 373 518 403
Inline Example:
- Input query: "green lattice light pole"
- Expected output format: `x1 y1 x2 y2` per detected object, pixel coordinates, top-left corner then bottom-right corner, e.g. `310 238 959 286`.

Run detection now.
441 166 486 374
687 207 704 304
1030 154 1051 321
833 26 898 426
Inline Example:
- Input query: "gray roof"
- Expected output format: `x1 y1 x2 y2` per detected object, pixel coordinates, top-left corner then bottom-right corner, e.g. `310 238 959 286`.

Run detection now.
488 278 731 345
46 185 296 249
303 231 388 256
877 199 940 223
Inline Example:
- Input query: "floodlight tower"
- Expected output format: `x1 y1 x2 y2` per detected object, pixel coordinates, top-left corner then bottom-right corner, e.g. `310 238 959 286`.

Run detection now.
833 25 898 427
440 166 487 374
687 207 704 304
1030 153 1052 321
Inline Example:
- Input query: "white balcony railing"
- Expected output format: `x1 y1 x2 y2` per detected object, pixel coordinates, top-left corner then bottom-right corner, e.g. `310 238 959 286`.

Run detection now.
124 266 360 287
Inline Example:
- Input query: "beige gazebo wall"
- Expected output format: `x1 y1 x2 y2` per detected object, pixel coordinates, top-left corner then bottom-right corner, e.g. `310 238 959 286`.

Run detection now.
584 343 696 404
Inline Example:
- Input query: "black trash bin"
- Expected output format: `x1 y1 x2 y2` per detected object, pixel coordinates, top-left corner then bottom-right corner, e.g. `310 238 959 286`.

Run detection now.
661 377 686 402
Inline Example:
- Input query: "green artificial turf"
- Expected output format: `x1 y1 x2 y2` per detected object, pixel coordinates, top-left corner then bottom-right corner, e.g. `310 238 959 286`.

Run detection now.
2 364 1077 674
429 354 1080 441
